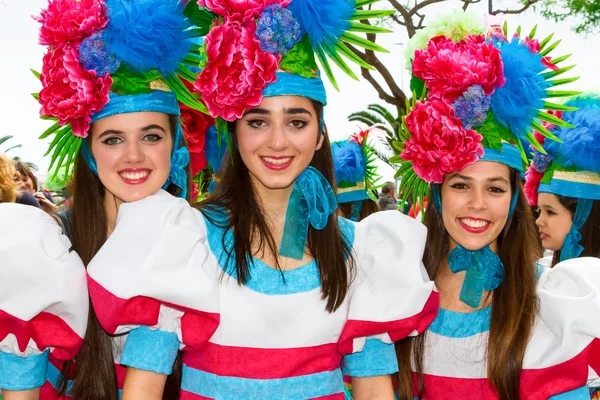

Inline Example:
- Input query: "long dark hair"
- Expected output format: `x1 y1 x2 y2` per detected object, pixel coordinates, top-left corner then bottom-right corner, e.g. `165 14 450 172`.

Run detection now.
551 196 600 266
58 115 187 399
198 100 355 313
396 168 540 400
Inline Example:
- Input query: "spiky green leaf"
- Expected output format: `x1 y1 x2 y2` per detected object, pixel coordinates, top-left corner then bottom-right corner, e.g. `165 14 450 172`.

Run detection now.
540 39 562 57
532 120 562 143
30 69 41 80
539 33 555 50
549 54 571 64
334 41 373 71
348 21 391 34
541 65 575 80
341 32 389 53
39 121 61 139
351 9 395 20
315 47 339 91
542 101 578 112
547 76 580 87
537 110 575 128
528 25 538 39
545 89 582 98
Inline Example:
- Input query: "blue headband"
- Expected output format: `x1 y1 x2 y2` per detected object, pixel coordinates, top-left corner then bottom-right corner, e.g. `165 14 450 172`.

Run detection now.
263 72 327 106
480 143 524 173
81 91 189 198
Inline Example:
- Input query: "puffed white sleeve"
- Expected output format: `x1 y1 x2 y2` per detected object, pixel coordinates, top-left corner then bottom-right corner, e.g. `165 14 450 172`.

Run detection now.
87 190 220 374
0 204 87 390
536 257 600 387
338 211 439 375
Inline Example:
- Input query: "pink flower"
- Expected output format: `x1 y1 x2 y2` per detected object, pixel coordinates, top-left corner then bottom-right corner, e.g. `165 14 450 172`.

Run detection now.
198 0 290 24
180 102 213 176
39 43 112 138
194 20 280 121
524 165 543 206
34 0 108 47
191 182 200 201
524 37 558 71
401 100 484 183
413 35 505 104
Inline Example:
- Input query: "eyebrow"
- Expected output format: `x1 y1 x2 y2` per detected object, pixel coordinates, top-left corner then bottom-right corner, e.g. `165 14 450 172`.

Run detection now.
243 108 270 116
284 107 312 117
98 124 166 138
241 107 313 117
450 173 509 184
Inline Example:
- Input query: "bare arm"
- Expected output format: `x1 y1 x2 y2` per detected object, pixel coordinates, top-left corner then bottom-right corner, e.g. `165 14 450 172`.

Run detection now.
2 388 41 400
121 367 168 400
352 375 395 400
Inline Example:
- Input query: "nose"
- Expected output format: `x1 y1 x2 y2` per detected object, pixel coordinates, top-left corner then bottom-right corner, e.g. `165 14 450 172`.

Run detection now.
467 189 487 211
535 214 545 228
267 123 288 151
123 140 145 163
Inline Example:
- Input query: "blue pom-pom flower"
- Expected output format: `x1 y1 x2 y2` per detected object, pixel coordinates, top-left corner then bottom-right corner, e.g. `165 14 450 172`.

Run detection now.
205 126 227 173
452 85 491 129
79 30 121 76
332 140 366 185
257 4 302 55
490 38 549 139
103 0 192 76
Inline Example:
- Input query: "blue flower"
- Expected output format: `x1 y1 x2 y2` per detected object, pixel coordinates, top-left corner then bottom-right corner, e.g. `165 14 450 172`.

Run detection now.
79 30 120 76
532 151 553 174
256 4 302 55
452 85 491 129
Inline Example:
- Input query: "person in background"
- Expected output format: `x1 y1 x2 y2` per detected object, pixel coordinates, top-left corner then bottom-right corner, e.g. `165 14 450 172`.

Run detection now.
378 181 398 211
14 161 57 213
0 152 20 203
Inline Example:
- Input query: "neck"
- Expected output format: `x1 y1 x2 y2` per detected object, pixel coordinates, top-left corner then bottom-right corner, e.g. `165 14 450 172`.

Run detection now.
103 190 124 238
251 176 295 231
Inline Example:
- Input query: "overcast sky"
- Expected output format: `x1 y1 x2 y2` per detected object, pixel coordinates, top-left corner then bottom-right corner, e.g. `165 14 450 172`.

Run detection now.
1 0 599 184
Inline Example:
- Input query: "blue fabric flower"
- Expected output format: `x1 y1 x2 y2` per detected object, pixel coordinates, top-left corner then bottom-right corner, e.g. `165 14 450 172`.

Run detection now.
79 30 120 76
532 151 553 174
257 4 302 55
452 85 491 129
331 140 366 185
205 126 226 173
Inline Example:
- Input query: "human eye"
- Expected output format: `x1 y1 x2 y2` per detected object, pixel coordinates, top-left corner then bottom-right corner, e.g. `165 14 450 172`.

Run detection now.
102 136 123 146
288 119 308 129
247 119 267 129
489 186 507 194
450 182 468 190
142 133 163 142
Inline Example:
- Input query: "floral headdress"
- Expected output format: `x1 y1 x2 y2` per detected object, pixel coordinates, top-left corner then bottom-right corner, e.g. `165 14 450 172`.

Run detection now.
332 126 382 203
392 10 579 206
34 0 212 197
190 0 393 122
524 95 600 261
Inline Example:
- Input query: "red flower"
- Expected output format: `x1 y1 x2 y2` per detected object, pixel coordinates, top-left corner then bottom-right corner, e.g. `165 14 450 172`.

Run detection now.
193 20 279 121
401 100 484 183
413 35 505 104
524 37 558 71
180 103 213 176
38 43 112 137
524 165 543 206
198 0 290 24
34 0 108 47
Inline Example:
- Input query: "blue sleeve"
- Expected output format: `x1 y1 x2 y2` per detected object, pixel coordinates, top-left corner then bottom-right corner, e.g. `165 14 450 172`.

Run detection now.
342 338 399 377
120 326 180 375
0 350 48 390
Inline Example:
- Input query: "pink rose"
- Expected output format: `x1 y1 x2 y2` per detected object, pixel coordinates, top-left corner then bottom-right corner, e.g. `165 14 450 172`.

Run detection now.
39 43 112 138
198 0 290 24
34 0 108 47
180 102 213 176
524 165 543 206
401 100 484 183
413 35 505 104
194 20 279 121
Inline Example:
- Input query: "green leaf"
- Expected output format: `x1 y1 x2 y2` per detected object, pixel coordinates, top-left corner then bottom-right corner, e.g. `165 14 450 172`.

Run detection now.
525 129 546 154
40 115 59 121
31 93 39 101
348 21 391 34
368 104 396 126
63 137 82 179
111 67 156 95
315 47 339 91
334 41 374 71
478 112 508 150
537 110 574 128
528 25 538 39
351 9 395 20
539 33 555 50
44 127 71 156
341 32 389 53
0 135 13 146
545 89 582 98
30 69 41 80
541 64 575 80
356 0 382 7
540 39 561 57
547 76 580 87
503 21 508 37
549 54 571 64
176 65 199 84
388 155 403 163
532 120 561 143
183 54 204 68
516 139 528 165
516 25 522 37
183 2 216 36
164 74 208 114
409 75 425 95
48 132 74 170
279 35 319 79
39 121 61 139
542 101 578 112
51 134 78 179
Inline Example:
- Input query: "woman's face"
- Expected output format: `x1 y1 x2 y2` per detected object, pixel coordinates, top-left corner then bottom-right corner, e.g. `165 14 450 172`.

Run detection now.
90 111 173 203
441 161 513 252
535 193 573 251
19 173 35 194
236 96 323 192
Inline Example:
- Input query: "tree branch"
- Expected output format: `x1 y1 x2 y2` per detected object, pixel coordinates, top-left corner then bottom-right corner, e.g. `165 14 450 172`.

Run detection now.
410 0 447 16
491 0 540 15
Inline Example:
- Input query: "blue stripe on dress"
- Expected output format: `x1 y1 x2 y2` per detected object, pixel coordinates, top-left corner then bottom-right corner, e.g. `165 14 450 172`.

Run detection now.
201 210 356 296
47 360 122 399
549 386 592 399
181 366 344 399
0 350 48 390
428 306 491 338
343 338 398 377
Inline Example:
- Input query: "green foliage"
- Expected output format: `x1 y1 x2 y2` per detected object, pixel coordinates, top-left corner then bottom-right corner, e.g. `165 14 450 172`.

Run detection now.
540 0 600 34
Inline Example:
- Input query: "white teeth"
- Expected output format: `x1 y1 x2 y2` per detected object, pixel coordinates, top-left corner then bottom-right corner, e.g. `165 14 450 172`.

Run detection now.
460 218 489 228
262 157 291 165
120 171 150 180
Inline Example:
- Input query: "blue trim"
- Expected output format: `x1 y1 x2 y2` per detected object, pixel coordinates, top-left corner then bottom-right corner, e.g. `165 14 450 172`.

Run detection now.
91 92 180 122
181 365 344 399
263 72 327 105
539 177 600 200
47 360 72 393
428 306 491 338
202 211 355 295
481 143 524 172
120 326 180 375
549 386 591 399
342 339 398 377
0 350 48 390
338 189 369 203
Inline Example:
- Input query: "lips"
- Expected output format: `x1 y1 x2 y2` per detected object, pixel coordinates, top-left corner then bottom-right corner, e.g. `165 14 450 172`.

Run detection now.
118 168 151 185
539 232 549 240
458 217 491 234
260 156 294 171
